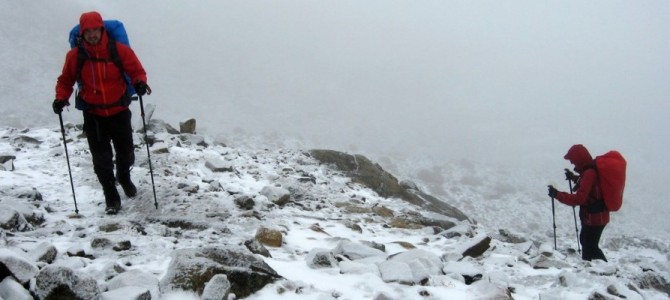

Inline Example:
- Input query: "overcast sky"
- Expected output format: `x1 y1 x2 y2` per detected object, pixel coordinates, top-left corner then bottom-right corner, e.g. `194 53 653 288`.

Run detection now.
3 0 669 177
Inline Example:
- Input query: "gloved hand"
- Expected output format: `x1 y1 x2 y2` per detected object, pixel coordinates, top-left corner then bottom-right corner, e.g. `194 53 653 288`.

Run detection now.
564 169 577 182
133 81 151 96
547 185 559 198
52 99 69 114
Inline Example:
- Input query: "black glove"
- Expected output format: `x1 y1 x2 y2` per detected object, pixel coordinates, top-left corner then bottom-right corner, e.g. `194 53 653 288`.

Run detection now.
133 81 151 96
52 99 69 114
564 169 577 182
547 185 559 198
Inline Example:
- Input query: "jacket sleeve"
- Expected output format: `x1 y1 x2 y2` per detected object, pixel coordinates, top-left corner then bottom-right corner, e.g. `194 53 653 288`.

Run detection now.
556 169 596 206
55 50 78 100
117 43 147 85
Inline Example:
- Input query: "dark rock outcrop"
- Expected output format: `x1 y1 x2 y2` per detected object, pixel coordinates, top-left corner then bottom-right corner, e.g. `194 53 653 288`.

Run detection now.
310 150 471 222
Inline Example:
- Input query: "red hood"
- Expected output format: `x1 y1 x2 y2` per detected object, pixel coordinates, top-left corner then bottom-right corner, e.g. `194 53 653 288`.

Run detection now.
564 144 593 173
79 11 104 33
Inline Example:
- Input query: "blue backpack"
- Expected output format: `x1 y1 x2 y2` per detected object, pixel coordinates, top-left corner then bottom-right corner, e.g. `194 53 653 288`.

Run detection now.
69 20 137 110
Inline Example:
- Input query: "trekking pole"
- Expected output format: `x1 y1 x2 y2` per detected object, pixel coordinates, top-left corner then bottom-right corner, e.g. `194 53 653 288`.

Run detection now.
138 94 158 209
58 113 79 214
567 176 581 255
550 194 557 250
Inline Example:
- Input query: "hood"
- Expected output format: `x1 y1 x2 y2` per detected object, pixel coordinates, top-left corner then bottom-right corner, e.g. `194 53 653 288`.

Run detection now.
79 11 105 33
564 144 593 173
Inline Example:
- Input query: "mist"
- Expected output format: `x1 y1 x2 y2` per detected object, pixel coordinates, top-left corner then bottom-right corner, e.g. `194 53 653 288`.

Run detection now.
2 1 669 228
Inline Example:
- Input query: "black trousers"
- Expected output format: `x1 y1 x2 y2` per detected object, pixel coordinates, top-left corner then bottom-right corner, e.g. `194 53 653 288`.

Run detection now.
580 224 607 262
83 109 135 187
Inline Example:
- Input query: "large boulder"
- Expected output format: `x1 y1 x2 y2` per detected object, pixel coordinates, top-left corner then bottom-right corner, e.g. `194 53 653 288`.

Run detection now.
106 269 160 300
160 246 281 298
378 249 443 284
34 265 101 300
0 248 39 285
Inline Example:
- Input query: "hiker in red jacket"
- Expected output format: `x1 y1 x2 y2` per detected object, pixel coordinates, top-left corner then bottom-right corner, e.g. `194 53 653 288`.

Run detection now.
548 144 608 262
53 11 150 215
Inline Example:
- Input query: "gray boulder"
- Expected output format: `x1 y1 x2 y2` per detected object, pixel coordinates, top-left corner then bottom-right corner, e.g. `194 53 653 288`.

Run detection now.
34 265 101 300
106 269 160 300
332 240 386 261
378 249 443 284
160 246 281 298
306 248 338 269
0 276 32 300
27 242 58 264
0 248 39 285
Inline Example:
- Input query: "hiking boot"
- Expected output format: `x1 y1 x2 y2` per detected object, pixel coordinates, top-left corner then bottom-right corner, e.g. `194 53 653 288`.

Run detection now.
102 183 121 214
119 179 137 198
105 206 120 215
117 171 137 198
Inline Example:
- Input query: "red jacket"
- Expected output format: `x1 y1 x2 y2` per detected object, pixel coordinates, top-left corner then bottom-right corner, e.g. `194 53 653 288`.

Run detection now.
55 12 147 117
556 145 610 226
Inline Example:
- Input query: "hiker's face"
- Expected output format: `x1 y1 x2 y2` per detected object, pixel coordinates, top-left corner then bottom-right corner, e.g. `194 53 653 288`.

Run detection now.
83 28 102 45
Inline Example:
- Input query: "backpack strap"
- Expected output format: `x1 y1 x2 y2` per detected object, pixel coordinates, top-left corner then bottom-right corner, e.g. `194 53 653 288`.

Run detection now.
74 33 132 111
584 163 607 213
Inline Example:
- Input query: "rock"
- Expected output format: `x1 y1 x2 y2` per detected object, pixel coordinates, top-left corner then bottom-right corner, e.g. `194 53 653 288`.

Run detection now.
0 276 32 300
306 249 338 269
460 234 491 258
635 272 670 297
470 280 514 300
372 205 394 218
339 260 380 275
160 246 281 298
34 265 101 300
27 242 58 264
113 240 132 251
146 118 179 135
538 242 554 257
179 118 197 134
0 208 21 231
260 186 291 206
91 237 113 249
0 248 39 285
148 216 210 230
13 187 43 201
497 229 527 244
332 240 386 261
244 239 272 258
255 226 283 247
179 134 208 147
202 274 231 300
0 201 41 232
443 260 484 285
377 260 413 284
107 269 160 300
532 255 571 269
205 158 233 172
310 149 472 222
378 249 443 284
235 196 255 210
441 223 474 239
151 141 170 154
10 136 41 148
101 286 151 300
0 155 15 171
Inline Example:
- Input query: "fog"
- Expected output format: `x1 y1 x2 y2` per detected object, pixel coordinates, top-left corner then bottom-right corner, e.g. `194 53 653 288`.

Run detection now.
3 1 669 196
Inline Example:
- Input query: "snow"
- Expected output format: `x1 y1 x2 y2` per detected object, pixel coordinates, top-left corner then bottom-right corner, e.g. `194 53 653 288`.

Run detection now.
1 1 669 299
1 124 669 299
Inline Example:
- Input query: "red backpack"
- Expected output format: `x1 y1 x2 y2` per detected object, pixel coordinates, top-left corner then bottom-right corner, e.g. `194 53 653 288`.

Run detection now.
594 151 627 211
